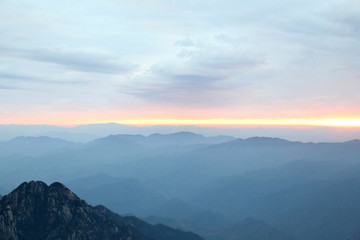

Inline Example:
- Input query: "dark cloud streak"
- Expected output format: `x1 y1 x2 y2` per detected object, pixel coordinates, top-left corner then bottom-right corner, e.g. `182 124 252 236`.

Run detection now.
0 84 20 90
0 45 137 75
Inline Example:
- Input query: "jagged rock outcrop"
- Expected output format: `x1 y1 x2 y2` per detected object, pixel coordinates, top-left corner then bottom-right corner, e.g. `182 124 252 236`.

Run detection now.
0 181 203 240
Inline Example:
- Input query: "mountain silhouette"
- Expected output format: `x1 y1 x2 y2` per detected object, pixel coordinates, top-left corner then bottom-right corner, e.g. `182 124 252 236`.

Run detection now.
0 181 203 240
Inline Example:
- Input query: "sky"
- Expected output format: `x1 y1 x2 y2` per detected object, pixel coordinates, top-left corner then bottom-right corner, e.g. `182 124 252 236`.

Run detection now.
1 0 360 127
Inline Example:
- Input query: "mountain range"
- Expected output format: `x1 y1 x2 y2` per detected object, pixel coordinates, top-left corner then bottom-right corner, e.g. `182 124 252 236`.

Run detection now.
1 123 360 142
1 133 360 240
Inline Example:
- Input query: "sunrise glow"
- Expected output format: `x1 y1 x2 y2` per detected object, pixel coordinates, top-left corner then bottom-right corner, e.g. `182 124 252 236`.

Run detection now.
3 116 360 128
107 118 360 127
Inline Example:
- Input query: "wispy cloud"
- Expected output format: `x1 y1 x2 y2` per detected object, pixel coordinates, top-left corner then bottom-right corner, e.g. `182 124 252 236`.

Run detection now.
0 45 137 74
123 33 266 106
0 0 360 121
0 84 20 90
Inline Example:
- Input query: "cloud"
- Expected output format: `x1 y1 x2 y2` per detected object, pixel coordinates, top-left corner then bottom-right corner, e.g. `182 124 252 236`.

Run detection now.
326 0 360 36
0 72 93 85
1 0 360 118
172 75 219 84
175 39 195 47
123 33 266 106
0 84 20 90
0 73 32 80
0 45 137 75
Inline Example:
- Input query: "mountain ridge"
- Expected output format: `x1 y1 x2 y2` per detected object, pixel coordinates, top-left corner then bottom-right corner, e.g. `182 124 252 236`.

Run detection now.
0 181 203 240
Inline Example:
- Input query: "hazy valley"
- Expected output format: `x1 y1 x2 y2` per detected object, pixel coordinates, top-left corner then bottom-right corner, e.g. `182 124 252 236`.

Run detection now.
1 128 360 240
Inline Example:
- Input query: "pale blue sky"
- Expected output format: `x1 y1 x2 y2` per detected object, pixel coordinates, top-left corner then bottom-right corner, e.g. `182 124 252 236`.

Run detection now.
0 0 359 124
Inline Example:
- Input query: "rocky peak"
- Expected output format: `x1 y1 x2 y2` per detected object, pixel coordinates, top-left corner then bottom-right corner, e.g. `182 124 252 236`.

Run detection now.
0 181 203 240
0 181 147 240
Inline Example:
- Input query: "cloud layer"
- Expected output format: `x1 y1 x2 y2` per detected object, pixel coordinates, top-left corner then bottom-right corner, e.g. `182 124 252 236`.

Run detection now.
0 0 359 123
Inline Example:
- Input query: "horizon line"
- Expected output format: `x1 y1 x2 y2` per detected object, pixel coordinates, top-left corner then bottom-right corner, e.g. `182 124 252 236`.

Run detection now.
1 118 360 128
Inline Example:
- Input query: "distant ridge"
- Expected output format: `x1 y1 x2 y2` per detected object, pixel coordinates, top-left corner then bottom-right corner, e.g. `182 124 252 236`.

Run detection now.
213 136 360 148
221 137 295 146
2 123 360 142
92 132 235 146
213 217 294 240
0 136 79 157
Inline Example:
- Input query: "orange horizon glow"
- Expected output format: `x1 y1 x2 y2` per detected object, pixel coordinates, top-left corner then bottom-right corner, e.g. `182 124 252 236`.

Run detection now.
3 104 360 128
2 116 360 128
100 118 360 128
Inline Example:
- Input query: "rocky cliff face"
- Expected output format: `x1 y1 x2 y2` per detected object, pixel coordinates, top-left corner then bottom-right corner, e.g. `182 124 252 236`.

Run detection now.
0 181 202 240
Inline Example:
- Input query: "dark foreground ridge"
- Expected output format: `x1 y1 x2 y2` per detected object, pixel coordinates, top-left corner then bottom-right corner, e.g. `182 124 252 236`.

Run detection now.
0 181 203 240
